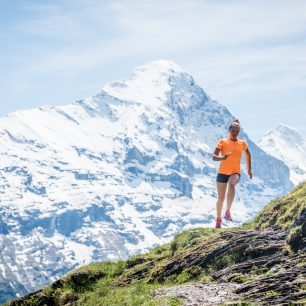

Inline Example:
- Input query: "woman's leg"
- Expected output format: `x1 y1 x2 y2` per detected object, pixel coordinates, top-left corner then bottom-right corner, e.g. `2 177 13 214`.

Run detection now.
226 174 240 211
216 182 227 219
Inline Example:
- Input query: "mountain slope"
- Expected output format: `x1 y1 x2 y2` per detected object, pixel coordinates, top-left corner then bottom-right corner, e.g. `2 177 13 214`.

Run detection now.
0 60 292 302
6 182 306 306
259 124 306 184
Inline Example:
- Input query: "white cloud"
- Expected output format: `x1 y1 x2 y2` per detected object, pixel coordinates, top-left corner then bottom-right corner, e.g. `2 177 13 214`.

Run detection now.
10 0 306 79
1 0 306 137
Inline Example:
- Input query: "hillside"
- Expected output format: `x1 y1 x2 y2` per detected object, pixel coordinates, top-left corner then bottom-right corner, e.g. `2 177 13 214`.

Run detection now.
6 182 306 305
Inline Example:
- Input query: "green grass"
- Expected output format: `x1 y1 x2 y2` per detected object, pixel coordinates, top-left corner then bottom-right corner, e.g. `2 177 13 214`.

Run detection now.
74 266 185 306
251 182 306 230
77 281 176 306
168 228 220 256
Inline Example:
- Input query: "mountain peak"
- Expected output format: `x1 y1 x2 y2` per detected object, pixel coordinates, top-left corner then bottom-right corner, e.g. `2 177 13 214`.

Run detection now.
259 124 306 185
102 60 194 107
276 124 301 134
266 124 303 145
132 59 185 76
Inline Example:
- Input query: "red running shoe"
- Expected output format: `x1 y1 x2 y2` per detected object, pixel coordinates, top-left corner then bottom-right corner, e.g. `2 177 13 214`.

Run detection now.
224 210 232 221
215 218 222 228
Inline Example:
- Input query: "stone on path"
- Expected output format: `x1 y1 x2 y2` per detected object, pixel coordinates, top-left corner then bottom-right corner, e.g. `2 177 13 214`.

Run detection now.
153 283 242 305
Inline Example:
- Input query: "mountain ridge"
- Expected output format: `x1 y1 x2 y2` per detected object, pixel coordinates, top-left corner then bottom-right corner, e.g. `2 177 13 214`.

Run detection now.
0 60 292 302
259 124 306 184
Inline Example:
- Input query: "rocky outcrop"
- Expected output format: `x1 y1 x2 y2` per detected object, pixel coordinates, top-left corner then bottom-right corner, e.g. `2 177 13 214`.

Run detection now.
149 229 287 283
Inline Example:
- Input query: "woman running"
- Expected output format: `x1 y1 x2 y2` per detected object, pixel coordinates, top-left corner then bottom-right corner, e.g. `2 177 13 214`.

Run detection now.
212 119 252 228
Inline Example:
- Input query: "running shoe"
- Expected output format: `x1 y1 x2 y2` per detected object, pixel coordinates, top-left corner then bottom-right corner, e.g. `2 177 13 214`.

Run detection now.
215 218 222 228
224 210 232 221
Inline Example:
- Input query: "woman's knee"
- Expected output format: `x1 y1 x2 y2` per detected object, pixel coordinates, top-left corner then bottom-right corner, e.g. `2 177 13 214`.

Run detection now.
228 181 236 188
229 175 239 187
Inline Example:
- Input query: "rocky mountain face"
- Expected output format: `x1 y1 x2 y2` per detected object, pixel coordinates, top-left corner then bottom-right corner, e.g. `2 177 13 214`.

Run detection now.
7 182 306 306
0 60 292 303
259 124 306 185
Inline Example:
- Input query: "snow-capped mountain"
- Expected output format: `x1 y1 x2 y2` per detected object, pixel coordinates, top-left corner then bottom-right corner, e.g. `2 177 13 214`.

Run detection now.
259 124 306 185
0 60 292 302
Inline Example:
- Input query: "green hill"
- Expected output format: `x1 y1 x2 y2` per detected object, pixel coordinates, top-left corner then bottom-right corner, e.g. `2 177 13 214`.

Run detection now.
5 182 306 306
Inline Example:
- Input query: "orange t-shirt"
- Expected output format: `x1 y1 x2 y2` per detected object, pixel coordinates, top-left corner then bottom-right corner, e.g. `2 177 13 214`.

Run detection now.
215 137 248 175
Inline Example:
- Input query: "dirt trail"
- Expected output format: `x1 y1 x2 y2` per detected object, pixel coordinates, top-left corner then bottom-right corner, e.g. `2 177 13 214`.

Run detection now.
153 283 242 305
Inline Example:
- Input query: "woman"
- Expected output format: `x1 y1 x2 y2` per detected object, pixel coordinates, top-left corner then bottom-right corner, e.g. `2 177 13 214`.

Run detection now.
212 119 252 228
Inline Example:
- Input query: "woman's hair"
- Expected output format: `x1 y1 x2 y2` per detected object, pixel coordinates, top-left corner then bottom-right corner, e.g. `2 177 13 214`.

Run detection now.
229 119 240 131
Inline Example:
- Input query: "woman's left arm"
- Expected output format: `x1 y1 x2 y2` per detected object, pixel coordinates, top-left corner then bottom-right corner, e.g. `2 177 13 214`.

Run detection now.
245 148 252 179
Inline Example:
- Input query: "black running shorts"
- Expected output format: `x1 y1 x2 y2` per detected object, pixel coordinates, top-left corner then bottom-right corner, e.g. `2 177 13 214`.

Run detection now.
216 173 240 183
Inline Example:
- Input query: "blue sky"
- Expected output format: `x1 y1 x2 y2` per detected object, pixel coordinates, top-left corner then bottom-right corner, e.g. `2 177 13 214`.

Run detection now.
0 0 306 141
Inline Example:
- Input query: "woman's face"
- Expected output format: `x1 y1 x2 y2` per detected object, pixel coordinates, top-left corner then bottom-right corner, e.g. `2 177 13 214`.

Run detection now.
229 125 240 138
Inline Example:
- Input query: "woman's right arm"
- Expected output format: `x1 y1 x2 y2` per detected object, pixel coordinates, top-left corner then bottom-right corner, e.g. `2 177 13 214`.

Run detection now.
212 148 231 161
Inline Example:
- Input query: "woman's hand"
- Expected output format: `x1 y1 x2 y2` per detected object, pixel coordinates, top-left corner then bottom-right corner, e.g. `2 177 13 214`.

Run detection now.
223 152 232 160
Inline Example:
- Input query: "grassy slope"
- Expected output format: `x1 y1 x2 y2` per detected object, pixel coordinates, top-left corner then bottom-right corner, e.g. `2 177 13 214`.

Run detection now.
251 181 306 252
252 181 306 230
5 182 306 306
